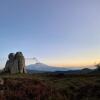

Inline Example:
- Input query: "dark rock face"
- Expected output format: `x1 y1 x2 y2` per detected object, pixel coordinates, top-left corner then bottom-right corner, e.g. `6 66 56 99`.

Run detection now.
15 52 26 73
3 52 26 74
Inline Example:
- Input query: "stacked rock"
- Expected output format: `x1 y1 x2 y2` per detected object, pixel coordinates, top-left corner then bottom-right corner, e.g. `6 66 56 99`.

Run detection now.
3 52 26 74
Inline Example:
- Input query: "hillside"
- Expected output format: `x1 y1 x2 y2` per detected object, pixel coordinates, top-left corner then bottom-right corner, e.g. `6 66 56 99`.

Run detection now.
0 73 100 100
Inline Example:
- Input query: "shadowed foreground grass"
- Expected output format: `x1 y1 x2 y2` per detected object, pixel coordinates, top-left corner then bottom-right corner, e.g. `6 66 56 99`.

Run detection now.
0 73 100 100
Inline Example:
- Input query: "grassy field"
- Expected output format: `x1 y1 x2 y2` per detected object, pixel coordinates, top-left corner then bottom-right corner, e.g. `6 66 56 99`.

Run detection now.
0 73 100 100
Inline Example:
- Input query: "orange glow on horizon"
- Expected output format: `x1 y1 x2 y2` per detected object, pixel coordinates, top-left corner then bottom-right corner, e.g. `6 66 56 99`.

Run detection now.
43 58 100 68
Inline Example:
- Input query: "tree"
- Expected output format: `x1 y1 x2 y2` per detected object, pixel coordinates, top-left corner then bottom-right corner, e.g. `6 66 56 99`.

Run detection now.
95 63 100 70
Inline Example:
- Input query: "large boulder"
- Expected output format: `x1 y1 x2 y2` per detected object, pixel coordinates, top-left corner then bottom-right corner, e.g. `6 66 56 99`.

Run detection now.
15 52 26 73
3 52 27 74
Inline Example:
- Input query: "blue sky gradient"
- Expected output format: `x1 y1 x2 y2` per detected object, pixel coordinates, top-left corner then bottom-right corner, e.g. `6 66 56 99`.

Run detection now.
0 0 100 67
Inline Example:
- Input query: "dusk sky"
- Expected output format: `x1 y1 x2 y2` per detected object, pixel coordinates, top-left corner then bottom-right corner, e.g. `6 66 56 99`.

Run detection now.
0 0 100 68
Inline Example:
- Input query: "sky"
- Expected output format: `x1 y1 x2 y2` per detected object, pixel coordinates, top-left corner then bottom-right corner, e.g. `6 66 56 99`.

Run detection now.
0 0 100 68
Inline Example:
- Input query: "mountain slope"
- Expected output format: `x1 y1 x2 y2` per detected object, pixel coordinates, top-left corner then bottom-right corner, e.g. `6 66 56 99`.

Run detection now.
26 63 70 72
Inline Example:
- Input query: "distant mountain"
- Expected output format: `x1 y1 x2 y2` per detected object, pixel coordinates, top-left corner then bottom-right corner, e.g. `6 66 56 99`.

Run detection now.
26 62 71 72
26 63 94 74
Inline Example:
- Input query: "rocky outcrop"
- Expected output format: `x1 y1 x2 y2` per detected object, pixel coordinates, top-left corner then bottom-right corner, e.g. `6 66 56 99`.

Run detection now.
3 52 26 74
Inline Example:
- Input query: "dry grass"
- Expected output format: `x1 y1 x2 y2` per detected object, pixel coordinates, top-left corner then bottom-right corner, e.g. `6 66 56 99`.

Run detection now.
0 73 99 100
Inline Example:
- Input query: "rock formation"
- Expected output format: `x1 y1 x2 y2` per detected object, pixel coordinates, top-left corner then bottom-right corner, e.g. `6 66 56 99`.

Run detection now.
3 52 26 74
